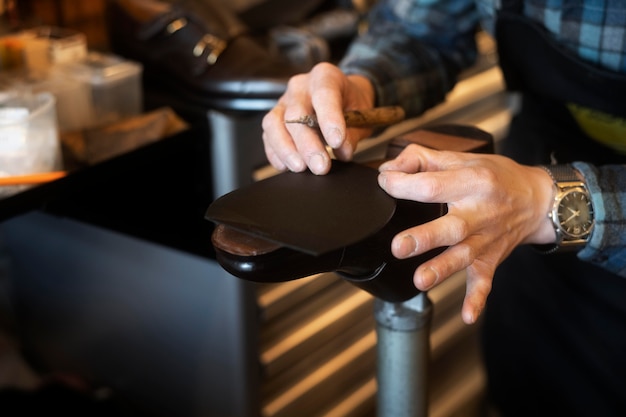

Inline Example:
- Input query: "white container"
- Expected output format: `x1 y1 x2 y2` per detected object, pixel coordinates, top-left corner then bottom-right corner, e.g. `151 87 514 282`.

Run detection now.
54 52 143 129
0 70 92 133
0 91 61 177
0 26 87 72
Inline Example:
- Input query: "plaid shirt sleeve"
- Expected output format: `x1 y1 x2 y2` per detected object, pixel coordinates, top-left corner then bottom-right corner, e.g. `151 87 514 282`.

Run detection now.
339 0 481 117
575 163 626 277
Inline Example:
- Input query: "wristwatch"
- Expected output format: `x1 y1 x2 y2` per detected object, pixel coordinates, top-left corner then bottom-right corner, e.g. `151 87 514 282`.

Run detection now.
538 164 594 253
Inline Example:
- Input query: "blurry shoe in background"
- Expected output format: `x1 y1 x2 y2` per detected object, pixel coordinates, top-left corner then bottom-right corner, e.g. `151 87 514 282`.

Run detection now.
106 0 300 110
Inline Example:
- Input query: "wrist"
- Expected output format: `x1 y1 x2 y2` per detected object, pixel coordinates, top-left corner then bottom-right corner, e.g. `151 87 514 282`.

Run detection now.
524 166 559 245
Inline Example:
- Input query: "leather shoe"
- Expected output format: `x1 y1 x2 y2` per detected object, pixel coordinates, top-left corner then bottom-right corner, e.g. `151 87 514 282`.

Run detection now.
206 160 446 302
106 0 300 109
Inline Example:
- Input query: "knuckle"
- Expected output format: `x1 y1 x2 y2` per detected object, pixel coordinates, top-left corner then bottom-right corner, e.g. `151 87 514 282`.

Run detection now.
287 73 307 88
261 111 275 130
397 144 420 162
312 61 336 74
457 241 477 262
403 143 420 154
472 165 498 187
467 266 494 293
454 217 471 240
422 177 445 199
445 213 471 243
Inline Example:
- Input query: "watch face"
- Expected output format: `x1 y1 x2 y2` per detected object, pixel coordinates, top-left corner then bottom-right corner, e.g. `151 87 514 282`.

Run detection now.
557 188 594 239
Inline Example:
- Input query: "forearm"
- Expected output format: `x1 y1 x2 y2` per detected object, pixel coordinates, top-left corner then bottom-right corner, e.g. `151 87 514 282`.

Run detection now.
575 162 626 276
339 0 480 116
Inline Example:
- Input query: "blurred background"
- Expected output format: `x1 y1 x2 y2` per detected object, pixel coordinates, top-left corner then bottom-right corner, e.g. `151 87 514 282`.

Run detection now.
0 1 514 416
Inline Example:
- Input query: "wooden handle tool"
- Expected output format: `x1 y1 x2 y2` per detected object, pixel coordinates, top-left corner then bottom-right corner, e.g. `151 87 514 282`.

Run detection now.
285 106 405 129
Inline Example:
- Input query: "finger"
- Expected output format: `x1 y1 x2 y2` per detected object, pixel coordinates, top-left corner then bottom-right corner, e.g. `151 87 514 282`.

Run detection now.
265 92 335 175
461 262 494 324
278 66 348 174
379 165 491 204
284 120 333 175
390 214 469 259
263 137 286 172
378 170 449 203
379 144 434 172
331 127 369 161
261 107 308 172
413 240 475 291
309 63 349 149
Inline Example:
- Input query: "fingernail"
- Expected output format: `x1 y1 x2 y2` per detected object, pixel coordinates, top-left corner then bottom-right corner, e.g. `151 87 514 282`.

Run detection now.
326 127 344 148
397 234 418 257
463 306 483 324
286 154 305 172
463 310 475 324
377 172 387 189
419 266 438 289
378 161 391 171
309 153 328 175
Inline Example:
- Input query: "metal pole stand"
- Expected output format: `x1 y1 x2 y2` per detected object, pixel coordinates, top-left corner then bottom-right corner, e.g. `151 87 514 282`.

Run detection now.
375 291 433 417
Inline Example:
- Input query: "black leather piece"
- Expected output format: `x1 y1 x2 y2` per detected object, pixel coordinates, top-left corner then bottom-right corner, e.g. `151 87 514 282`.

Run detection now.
206 161 397 256
206 161 446 302
106 0 298 106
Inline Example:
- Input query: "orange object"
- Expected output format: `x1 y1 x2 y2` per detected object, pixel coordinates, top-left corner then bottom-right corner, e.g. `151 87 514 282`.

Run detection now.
0 171 67 186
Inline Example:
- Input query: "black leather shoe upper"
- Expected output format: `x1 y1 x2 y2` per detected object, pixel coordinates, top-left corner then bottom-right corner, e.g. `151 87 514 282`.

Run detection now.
106 0 299 107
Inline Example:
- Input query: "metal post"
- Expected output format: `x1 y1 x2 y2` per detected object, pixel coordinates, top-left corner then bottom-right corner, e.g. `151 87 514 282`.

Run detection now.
374 292 433 417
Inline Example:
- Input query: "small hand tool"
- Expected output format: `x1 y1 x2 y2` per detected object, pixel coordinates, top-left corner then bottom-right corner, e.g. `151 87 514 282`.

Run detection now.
285 106 405 129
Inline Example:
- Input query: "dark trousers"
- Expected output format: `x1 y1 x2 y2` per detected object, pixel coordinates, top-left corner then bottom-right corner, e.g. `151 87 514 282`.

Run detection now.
481 94 626 417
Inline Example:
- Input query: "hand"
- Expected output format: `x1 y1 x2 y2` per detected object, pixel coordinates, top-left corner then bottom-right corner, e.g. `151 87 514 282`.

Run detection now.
262 62 376 175
377 144 557 324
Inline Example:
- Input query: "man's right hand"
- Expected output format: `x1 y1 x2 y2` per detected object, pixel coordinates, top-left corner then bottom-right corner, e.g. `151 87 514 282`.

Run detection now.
261 62 376 175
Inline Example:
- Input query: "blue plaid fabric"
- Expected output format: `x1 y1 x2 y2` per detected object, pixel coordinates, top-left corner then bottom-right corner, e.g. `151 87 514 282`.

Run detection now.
341 0 626 115
340 0 626 276
525 0 626 72
576 162 626 276
341 0 482 117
